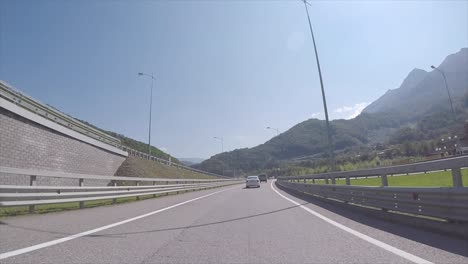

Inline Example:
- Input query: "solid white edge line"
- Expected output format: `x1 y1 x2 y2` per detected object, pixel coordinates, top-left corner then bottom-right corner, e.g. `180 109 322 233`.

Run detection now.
0 186 238 260
270 181 433 264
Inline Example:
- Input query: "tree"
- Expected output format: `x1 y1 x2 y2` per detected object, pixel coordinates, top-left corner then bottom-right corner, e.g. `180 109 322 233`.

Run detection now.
402 142 416 156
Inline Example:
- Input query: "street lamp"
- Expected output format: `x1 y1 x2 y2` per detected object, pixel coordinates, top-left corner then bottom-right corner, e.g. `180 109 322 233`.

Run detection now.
431 65 455 119
213 136 224 153
138 72 155 156
267 126 283 153
302 0 335 171
266 126 280 136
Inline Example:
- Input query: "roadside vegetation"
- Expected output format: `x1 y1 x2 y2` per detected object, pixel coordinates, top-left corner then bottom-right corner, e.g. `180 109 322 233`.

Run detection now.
78 119 178 163
310 168 468 187
0 197 140 217
115 156 216 180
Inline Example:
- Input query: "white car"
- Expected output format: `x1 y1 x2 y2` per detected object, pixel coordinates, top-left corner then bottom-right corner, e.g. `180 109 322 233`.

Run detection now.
246 176 260 188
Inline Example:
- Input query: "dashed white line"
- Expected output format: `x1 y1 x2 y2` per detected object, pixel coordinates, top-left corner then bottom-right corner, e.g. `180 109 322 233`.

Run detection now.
0 186 237 260
270 181 433 264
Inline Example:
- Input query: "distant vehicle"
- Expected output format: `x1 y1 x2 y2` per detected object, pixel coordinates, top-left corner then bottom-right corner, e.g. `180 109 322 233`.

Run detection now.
246 176 260 188
258 174 267 183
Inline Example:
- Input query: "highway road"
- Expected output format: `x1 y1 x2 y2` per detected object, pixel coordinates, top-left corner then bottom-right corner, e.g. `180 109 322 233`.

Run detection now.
1 181 467 264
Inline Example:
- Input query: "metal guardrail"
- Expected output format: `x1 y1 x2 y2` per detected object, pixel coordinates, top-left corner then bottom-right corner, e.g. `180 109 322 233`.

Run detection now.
279 156 467 187
0 80 121 147
276 156 468 222
0 167 242 213
0 167 238 183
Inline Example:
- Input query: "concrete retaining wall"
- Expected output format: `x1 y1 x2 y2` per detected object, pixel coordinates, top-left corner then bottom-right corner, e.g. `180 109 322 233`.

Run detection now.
0 104 126 186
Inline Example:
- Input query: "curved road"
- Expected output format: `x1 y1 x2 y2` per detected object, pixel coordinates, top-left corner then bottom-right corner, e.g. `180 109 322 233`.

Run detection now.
1 181 467 263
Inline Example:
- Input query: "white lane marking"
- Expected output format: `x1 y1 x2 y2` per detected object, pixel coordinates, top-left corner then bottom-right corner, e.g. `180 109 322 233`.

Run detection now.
0 186 238 260
270 181 433 264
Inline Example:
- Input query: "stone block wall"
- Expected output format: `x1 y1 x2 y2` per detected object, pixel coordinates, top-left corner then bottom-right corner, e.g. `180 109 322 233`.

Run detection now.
0 107 126 186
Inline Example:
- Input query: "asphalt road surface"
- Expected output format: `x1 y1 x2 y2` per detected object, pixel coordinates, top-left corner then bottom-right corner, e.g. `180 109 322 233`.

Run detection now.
1 181 467 264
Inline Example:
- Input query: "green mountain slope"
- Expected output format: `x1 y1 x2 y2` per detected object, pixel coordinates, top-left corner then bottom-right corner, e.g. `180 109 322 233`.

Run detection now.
195 48 468 176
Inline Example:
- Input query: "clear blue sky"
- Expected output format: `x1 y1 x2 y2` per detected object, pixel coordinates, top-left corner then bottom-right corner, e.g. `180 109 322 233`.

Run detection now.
1 0 467 159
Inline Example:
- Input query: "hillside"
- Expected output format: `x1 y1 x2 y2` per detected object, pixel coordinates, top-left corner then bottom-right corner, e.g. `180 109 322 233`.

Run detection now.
193 111 443 176
77 119 179 163
115 156 215 180
195 48 468 176
363 48 468 118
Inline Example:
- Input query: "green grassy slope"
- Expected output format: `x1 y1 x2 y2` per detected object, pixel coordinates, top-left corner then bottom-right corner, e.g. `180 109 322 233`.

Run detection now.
314 168 468 187
115 156 216 180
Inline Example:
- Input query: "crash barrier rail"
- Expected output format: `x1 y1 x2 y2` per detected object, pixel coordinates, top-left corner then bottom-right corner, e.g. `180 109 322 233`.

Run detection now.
0 166 242 213
0 80 121 147
0 81 223 178
276 156 468 222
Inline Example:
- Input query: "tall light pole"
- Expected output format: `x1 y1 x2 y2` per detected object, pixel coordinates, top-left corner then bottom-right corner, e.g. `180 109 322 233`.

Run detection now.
213 136 224 153
266 126 280 136
267 126 284 154
213 136 224 175
302 0 335 171
431 65 456 119
138 72 155 156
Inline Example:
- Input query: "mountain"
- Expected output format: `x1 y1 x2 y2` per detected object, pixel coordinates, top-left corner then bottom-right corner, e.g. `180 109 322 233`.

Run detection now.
179 158 205 166
363 68 428 114
195 48 468 176
363 48 468 118
194 112 404 175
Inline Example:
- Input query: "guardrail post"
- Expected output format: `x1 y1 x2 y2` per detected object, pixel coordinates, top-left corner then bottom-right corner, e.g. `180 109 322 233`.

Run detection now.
345 176 350 185
78 178 85 209
325 177 329 184
451 168 463 187
331 177 336 185
111 180 117 204
312 178 315 184
136 181 140 200
29 175 37 213
303 179 306 183
29 175 37 186
381 174 388 187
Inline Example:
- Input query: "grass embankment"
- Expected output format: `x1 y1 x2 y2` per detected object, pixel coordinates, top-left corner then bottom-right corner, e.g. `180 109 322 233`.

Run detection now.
0 197 141 217
115 156 216 180
310 168 468 187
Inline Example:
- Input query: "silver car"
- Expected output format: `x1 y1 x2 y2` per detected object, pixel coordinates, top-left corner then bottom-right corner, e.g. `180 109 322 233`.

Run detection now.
246 176 260 188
